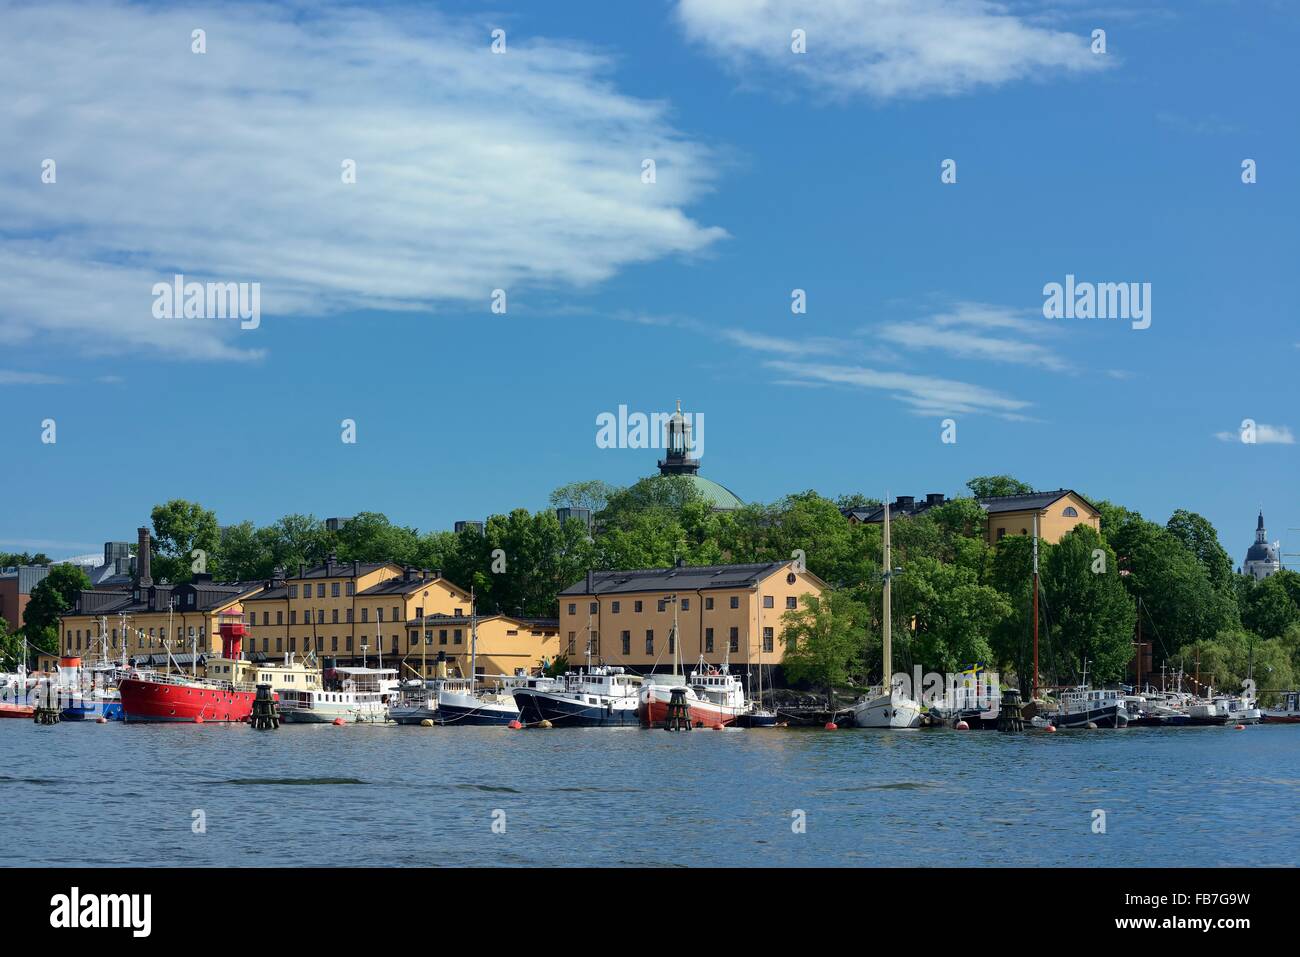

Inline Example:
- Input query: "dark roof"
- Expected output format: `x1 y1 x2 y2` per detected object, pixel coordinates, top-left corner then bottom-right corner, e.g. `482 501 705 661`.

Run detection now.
71 581 262 616
244 585 289 603
407 613 558 630
976 489 1094 515
358 573 461 596
560 562 797 597
1246 542 1278 562
292 560 393 580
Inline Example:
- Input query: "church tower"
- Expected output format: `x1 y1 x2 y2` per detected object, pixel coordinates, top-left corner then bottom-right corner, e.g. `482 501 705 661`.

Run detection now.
1244 511 1282 581
658 400 700 477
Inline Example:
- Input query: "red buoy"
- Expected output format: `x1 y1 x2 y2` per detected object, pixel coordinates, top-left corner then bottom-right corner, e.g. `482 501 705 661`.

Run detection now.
712 723 724 730
507 719 523 729
824 721 838 730
193 715 204 724
955 720 970 731
1234 724 1246 731
1045 724 1056 732
333 717 346 726
96 716 108 724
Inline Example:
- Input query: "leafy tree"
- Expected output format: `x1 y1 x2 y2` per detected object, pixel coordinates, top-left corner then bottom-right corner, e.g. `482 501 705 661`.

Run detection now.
966 475 1033 499
333 512 421 566
1181 629 1295 704
212 521 264 581
1240 571 1300 641
1166 509 1240 627
779 591 868 704
987 534 1040 690
254 514 329 576
1090 498 1142 538
1040 526 1135 684
150 499 220 583
23 564 91 655
834 493 880 511
893 556 1010 675
0 551 52 567
549 481 618 514
0 617 19 670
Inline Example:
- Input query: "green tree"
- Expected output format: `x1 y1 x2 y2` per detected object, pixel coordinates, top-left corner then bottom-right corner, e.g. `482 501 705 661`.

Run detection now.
0 617 20 670
1041 526 1134 683
254 514 329 576
23 564 91 655
779 591 867 704
987 534 1040 690
549 480 618 514
966 476 1033 499
1240 571 1300 641
150 499 220 583
893 556 1009 675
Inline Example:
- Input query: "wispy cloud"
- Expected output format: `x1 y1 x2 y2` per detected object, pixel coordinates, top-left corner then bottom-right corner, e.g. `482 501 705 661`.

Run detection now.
0 370 64 385
873 302 1071 372
675 0 1110 100
0 1 725 360
1215 424 1295 445
764 359 1034 419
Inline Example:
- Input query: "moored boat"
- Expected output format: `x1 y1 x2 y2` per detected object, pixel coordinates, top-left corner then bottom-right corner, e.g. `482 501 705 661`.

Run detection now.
278 666 398 724
1049 686 1129 729
640 658 747 728
512 665 642 727
1261 691 1300 724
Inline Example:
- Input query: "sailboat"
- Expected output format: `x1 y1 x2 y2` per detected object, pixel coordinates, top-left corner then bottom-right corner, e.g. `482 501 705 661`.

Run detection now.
851 494 922 729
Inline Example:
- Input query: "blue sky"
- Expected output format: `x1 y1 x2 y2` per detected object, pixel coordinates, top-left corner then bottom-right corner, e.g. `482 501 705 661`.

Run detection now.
1 0 1296 568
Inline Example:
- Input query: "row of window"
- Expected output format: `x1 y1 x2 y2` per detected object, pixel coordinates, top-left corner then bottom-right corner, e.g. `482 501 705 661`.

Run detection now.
240 604 461 627
567 595 797 615
286 582 355 599
567 626 777 657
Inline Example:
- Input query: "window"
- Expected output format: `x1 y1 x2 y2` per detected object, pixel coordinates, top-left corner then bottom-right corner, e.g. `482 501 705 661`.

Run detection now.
589 602 597 614
276 637 282 652
409 631 418 646
997 528 1006 540
454 608 463 617
453 629 463 645
277 611 283 625
705 627 714 653
657 599 666 612
705 597 714 610
568 632 576 654
729 596 739 609
331 582 340 597
345 582 355 596
612 601 620 614
645 630 654 655
392 606 399 622
289 637 297 652
290 610 297 625
331 636 338 652
262 611 269 625
568 603 577 615
377 608 385 623
763 627 774 653
289 585 298 598
439 629 448 646
634 600 643 613
332 609 339 624
681 598 690 611
763 595 774 609
346 608 353 623
621 630 630 655
786 597 797 609
361 608 369 622
729 626 739 653
414 607 423 619
316 584 325 598
317 609 325 624
1062 506 1078 517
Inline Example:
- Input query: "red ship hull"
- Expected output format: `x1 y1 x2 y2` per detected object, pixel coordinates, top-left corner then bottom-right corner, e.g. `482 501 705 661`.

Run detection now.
119 676 257 723
639 697 738 729
0 703 35 719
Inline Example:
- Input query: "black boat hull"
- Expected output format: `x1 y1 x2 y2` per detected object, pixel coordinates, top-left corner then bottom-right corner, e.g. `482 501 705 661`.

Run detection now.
512 690 639 727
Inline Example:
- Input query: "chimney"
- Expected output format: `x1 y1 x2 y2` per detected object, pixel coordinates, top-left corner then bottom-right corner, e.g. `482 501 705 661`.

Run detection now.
895 495 914 508
271 566 286 588
587 569 594 594
298 562 306 579
404 566 413 582
352 559 359 577
136 526 152 587
926 493 945 506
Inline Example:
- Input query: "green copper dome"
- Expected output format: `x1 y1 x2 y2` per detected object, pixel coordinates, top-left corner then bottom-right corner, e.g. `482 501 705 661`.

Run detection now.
683 474 744 510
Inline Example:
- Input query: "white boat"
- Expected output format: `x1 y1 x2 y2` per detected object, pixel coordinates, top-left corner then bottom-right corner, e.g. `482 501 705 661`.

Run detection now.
639 656 748 728
851 492 922 730
1189 692 1260 726
511 664 642 727
1262 691 1300 723
278 666 398 724
1050 685 1129 729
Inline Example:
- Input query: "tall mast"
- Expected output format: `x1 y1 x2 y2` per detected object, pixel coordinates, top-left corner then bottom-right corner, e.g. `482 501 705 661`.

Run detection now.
1032 511 1040 700
882 493 892 693
672 594 681 675
469 588 478 687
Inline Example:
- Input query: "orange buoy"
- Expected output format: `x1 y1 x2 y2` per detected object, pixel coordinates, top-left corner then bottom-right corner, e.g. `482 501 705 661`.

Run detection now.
95 717 108 724
194 715 204 724
333 717 346 726
1234 724 1246 731
507 719 523 729
955 720 970 731
712 723 724 730
1045 724 1056 732
824 721 838 730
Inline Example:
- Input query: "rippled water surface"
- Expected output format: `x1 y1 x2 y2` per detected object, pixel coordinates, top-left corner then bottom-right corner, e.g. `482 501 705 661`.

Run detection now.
2 721 1296 867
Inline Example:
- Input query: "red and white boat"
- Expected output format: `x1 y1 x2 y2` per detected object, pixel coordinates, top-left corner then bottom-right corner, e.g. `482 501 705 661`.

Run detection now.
120 612 320 723
0 702 35 719
639 657 748 728
1262 691 1300 724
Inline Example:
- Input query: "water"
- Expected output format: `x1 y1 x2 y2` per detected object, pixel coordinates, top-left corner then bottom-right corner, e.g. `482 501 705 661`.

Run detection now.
2 721 1295 867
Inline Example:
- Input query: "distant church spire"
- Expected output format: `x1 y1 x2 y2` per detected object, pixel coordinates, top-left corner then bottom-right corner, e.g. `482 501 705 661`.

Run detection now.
1257 511 1267 543
1245 511 1281 581
658 399 700 476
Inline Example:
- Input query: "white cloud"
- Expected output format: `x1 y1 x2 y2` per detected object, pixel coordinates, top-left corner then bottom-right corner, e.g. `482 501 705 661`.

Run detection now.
716 328 847 357
0 370 64 385
874 302 1070 371
1215 424 1295 445
765 359 1033 419
675 0 1109 100
0 1 725 360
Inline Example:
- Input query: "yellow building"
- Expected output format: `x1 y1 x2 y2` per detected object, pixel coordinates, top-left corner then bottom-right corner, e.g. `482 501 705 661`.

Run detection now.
848 489 1100 545
403 613 561 680
59 575 264 668
979 489 1100 544
558 560 826 681
241 558 473 666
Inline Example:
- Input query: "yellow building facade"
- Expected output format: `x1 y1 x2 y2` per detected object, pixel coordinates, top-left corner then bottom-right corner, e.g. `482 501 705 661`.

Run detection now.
558 560 826 674
983 490 1100 544
403 614 561 679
